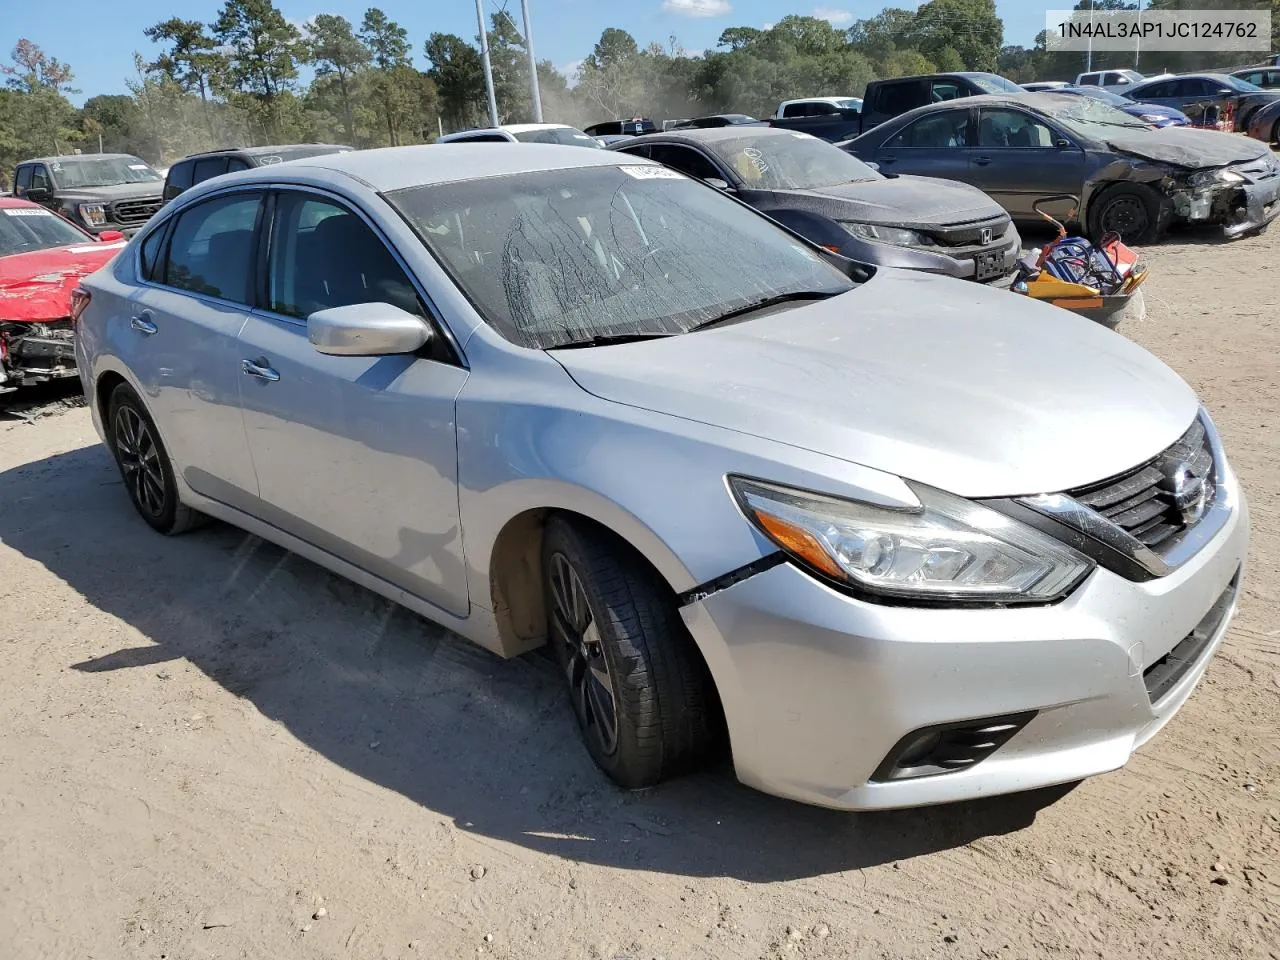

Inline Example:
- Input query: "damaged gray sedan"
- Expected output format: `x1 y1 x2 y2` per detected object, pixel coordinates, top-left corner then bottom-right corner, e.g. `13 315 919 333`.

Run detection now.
610 127 1020 282
843 93 1280 243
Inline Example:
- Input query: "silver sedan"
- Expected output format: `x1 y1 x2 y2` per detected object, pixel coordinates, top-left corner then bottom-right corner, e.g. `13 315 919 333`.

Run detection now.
74 144 1248 810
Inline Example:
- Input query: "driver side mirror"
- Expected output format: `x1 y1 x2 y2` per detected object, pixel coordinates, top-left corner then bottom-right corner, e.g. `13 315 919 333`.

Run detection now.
1055 138 1072 150
308 302 432 357
703 177 733 192
24 187 50 202
98 230 126 242
1216 88 1235 97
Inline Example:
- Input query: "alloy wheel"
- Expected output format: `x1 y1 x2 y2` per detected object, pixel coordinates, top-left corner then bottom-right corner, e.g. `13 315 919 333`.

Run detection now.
114 406 167 519
548 552 619 757
1099 195 1149 240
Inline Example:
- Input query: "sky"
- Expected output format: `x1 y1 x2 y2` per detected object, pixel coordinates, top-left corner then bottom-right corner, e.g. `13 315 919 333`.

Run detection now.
7 0 1048 106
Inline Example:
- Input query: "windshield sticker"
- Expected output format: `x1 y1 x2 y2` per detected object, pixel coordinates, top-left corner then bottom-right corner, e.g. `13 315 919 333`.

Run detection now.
257 155 283 165
4 207 55 217
619 165 684 180
128 163 149 170
50 162 62 172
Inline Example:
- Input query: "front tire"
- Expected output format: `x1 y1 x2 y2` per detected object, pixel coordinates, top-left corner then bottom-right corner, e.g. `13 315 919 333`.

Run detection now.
107 383 202 535
542 516 720 789
1087 183 1164 244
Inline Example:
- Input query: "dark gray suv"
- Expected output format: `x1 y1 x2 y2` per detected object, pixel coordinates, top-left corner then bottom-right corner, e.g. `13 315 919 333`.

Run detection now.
162 144 353 202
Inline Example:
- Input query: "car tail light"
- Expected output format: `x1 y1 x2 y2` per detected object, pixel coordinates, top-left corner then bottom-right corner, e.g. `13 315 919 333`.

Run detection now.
69 287 91 322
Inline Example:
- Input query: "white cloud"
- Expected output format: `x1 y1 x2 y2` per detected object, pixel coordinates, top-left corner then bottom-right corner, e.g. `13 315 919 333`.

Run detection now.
663 0 732 18
813 7 853 25
559 59 585 88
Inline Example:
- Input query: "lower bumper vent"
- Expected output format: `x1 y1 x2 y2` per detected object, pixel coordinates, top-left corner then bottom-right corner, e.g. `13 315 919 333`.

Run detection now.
871 711 1036 782
1144 570 1240 703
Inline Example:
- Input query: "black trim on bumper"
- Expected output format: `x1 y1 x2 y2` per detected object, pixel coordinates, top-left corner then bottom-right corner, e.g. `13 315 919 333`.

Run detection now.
676 552 785 606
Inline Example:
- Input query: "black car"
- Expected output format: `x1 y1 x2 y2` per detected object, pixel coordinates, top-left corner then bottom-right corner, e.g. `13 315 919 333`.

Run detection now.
858 72 1024 132
1120 73 1280 130
583 118 657 137
669 114 765 129
163 144 353 201
843 93 1280 242
609 127 1020 282
10 153 164 236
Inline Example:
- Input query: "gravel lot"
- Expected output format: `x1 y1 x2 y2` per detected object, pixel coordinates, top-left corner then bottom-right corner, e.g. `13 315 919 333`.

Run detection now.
1 227 1276 959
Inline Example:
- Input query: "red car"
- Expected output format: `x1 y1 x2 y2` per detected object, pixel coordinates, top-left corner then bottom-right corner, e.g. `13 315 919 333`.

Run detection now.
0 197 125 394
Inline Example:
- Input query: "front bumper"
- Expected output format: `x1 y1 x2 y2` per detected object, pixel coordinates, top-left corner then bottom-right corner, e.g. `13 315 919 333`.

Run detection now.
681 485 1248 810
1222 178 1280 239
840 224 1021 283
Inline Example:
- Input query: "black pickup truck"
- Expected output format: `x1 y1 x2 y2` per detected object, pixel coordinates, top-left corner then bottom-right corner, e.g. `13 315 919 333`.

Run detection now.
11 153 165 237
769 108 863 141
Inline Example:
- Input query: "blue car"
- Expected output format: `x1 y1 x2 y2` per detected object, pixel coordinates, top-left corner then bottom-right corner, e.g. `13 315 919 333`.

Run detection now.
1055 85 1190 127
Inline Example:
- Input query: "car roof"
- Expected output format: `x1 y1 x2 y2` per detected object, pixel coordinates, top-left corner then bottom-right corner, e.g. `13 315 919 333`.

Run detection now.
0 196 42 209
229 142 653 192
878 72 1007 82
21 153 142 165
780 96 860 104
177 144 351 160
497 123 576 133
624 126 799 146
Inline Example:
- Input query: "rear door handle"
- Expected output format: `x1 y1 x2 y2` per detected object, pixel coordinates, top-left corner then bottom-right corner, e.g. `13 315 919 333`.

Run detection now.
241 358 280 383
130 312 157 335
974 156 992 166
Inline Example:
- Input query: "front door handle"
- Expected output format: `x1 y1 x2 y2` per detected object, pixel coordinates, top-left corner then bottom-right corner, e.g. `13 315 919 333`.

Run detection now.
974 156 992 166
130 312 157 335
241 358 280 382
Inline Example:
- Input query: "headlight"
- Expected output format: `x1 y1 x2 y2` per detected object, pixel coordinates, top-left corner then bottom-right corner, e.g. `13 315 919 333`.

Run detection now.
1187 168 1245 189
729 477 1093 603
839 221 930 246
1140 113 1164 123
78 202 107 227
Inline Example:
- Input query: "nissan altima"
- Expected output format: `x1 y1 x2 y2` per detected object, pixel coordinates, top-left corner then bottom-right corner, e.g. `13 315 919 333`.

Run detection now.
74 144 1248 810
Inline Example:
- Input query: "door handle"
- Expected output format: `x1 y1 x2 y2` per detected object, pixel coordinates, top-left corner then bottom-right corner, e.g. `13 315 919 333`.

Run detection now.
241 358 280 382
130 312 157 335
974 156 992 166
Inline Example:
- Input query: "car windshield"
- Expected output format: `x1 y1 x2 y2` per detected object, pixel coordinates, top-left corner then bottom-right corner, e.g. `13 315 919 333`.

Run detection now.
389 165 853 349
970 75 1024 94
1044 95 1149 132
835 98 861 109
709 133 882 190
512 127 601 147
0 205 90 256
1063 86 1129 105
1221 74 1263 92
50 156 162 188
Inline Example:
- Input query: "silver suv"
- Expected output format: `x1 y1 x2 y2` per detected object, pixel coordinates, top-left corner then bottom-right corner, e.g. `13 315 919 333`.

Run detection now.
74 144 1248 810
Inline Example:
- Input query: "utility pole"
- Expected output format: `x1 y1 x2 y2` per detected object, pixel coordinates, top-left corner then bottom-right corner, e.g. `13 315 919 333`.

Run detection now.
520 0 544 122
1085 0 1094 73
474 0 500 128
1134 0 1143 70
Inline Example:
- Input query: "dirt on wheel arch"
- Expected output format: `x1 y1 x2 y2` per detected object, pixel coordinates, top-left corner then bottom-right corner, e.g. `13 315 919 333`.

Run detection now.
0 228 1277 960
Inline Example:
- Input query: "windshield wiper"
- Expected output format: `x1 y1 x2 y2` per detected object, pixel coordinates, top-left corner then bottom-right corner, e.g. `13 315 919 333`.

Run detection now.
547 332 678 350
688 291 840 333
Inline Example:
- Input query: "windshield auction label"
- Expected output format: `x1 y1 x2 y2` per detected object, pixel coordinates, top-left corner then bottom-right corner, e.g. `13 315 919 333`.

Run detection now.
1045 9 1271 52
618 166 685 180
3 208 54 217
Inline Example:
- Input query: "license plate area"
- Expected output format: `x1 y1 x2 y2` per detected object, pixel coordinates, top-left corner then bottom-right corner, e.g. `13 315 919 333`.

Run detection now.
974 249 1006 281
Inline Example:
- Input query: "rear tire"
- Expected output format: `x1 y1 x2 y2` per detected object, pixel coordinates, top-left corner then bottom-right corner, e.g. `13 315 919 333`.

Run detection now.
107 383 203 535
1086 183 1165 244
541 516 720 789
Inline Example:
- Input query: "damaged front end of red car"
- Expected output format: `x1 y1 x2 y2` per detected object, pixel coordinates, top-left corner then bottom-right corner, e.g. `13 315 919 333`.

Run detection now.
0 316 79 395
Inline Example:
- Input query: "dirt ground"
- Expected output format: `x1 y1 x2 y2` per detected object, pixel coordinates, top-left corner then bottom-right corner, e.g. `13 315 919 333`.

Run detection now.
1 227 1277 960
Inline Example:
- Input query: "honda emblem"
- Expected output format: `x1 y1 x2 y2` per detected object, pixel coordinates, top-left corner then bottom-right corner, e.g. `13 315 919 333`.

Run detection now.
979 227 992 245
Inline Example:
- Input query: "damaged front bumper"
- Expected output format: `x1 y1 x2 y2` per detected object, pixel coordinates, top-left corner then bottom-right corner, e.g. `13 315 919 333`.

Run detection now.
0 320 78 394
1171 161 1280 239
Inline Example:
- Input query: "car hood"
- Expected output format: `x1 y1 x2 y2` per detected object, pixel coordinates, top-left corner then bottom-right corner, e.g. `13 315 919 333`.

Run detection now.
770 174 1004 227
52 181 163 203
1103 124 1270 168
0 241 124 321
552 270 1198 498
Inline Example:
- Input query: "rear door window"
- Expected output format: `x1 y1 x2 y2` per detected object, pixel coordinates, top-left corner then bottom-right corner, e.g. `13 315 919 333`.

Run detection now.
976 109 1055 148
163 192 262 303
875 81 927 116
930 80 964 102
887 111 970 148
192 156 230 185
1078 73 1100 86
226 157 251 173
139 223 169 281
782 103 807 118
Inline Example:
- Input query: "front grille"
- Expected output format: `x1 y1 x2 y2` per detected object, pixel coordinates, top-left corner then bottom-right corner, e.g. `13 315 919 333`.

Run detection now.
1068 418 1214 551
927 215 1011 247
110 198 163 225
1143 571 1239 703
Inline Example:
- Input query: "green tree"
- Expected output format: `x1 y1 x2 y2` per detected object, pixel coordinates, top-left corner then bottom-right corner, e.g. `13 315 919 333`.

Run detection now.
487 10 531 123
425 32 485 131
143 18 221 108
306 14 371 144
360 7 415 144
212 0 304 141
359 7 411 69
909 0 1003 72
589 27 640 68
0 41 80 163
